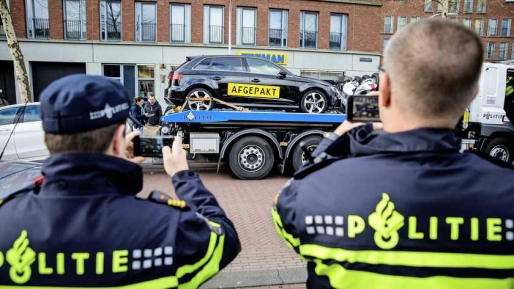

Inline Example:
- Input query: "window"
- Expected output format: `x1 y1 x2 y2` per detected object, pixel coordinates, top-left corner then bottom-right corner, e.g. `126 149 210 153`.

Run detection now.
22 105 40 123
103 64 122 82
437 1 444 12
137 65 154 98
499 42 509 60
203 6 224 44
194 58 213 70
501 19 511 37
64 0 86 40
477 0 486 13
486 42 496 59
135 2 156 42
246 58 282 75
383 39 389 52
424 0 433 12
488 19 498 36
237 7 256 45
384 16 394 34
449 0 460 13
170 4 191 43
100 0 121 41
462 19 471 27
25 0 49 39
0 107 18 126
330 14 348 51
211 57 244 71
475 19 484 36
300 11 318 49
269 9 288 47
464 0 473 13
397 16 407 30
410 16 420 23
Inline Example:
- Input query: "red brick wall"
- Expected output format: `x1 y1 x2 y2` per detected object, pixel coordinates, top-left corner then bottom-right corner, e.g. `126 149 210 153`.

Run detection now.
10 0 26 37
48 0 63 39
122 1 135 41
87 0 100 40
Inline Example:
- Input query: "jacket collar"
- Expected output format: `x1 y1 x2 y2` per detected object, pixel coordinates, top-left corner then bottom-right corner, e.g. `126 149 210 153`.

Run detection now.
40 153 143 196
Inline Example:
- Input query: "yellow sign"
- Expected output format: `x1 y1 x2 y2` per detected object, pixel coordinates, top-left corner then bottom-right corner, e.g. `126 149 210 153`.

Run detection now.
237 52 288 65
228 83 280 99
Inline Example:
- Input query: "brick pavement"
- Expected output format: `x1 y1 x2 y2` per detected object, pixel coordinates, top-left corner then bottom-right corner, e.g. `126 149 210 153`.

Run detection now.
140 168 306 273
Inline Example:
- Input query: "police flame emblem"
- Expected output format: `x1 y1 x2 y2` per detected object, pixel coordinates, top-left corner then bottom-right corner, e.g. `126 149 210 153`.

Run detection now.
368 193 405 250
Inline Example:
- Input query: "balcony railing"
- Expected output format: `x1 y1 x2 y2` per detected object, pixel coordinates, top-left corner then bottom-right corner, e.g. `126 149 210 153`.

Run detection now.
102 21 122 41
209 25 223 44
241 27 256 45
300 30 317 49
139 22 156 42
269 28 286 47
330 32 343 50
170 24 185 43
65 19 86 40
29 18 49 39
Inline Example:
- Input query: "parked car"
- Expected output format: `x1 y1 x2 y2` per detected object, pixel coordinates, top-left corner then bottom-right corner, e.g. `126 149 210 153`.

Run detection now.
164 55 345 114
0 103 49 162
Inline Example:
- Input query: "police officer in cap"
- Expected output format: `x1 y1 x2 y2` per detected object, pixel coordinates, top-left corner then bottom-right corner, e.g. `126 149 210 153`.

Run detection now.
0 75 240 287
272 19 514 288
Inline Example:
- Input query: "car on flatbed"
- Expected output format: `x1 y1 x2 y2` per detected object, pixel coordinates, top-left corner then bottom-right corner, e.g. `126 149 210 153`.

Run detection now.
164 55 345 114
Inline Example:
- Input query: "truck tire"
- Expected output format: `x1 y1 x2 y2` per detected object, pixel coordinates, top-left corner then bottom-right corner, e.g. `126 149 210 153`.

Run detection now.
300 90 328 114
291 135 322 172
483 137 514 163
229 136 275 180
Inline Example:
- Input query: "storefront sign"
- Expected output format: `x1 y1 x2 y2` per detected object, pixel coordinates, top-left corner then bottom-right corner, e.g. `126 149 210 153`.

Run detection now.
237 52 288 65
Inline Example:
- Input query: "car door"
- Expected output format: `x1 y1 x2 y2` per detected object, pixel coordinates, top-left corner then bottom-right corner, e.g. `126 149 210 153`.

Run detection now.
0 106 20 160
242 58 298 106
14 104 49 160
208 57 250 102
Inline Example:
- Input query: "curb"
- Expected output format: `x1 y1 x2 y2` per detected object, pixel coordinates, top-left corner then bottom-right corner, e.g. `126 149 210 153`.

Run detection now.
200 268 307 289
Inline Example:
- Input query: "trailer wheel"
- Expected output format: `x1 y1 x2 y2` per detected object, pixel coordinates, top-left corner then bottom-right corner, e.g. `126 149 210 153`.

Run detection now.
300 90 328 114
291 135 322 172
483 137 514 163
187 88 214 111
229 136 275 180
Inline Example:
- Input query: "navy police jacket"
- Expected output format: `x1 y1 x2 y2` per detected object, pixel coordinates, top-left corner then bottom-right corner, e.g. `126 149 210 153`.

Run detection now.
0 153 240 288
272 125 514 289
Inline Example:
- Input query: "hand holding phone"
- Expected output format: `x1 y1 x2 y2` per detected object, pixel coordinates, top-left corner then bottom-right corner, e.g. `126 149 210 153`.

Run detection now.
133 136 175 157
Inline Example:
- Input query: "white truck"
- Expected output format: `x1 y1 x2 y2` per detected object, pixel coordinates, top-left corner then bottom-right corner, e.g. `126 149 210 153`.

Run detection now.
458 61 514 163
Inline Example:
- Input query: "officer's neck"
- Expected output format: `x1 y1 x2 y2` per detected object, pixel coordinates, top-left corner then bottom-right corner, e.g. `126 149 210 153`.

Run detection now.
382 117 456 133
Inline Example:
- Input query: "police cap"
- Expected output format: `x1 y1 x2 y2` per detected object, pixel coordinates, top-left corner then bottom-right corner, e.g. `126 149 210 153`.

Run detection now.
40 74 131 134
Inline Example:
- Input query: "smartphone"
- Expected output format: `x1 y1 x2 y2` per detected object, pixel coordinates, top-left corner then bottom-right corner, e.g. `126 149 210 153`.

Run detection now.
133 136 174 157
347 94 380 122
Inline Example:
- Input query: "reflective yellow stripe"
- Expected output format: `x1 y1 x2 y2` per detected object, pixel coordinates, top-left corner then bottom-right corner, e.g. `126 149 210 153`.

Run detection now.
313 260 514 289
271 208 300 248
301 244 514 269
0 275 178 288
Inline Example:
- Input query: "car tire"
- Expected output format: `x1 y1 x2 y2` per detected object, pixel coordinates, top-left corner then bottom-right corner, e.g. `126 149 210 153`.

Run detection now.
186 88 214 111
362 75 371 80
228 136 275 180
300 90 328 114
371 72 380 88
483 137 514 163
291 135 322 172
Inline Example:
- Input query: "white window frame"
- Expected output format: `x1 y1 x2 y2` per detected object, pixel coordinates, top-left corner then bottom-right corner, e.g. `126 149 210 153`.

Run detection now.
501 19 511 37
449 0 460 13
486 42 496 59
410 16 420 23
102 64 124 83
100 0 122 41
383 38 390 52
203 5 224 44
424 0 434 12
236 7 257 46
63 0 87 40
135 2 157 42
384 16 394 34
462 18 471 27
477 0 486 13
464 0 473 13
137 65 156 98
397 16 407 30
170 4 191 43
488 19 498 36
268 9 288 47
499 42 508 60
475 19 484 36
300 11 319 49
25 0 49 39
329 13 348 51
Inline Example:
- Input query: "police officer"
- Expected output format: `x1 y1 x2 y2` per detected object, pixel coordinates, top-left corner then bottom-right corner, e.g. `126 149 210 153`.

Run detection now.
272 19 514 288
0 75 240 287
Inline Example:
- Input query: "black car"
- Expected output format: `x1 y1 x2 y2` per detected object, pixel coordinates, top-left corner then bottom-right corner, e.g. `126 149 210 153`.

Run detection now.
164 55 344 114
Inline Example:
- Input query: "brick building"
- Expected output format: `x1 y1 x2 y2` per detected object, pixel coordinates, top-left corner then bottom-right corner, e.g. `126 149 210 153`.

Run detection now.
0 0 512 104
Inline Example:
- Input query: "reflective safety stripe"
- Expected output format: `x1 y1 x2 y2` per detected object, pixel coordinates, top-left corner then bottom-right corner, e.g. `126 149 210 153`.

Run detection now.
271 208 300 248
313 260 514 289
300 244 514 269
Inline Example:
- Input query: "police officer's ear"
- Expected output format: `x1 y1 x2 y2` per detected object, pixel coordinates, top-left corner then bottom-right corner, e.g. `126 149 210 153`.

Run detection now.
109 124 127 157
379 72 391 109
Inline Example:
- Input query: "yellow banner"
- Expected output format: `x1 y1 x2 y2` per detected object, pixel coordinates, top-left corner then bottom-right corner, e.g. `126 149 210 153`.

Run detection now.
237 52 288 65
228 83 280 99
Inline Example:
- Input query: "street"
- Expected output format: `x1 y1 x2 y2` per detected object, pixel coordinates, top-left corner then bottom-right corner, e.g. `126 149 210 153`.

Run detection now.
141 168 307 288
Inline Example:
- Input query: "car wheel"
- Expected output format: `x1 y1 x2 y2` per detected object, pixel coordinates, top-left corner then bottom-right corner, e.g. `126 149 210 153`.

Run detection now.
483 137 514 163
371 72 380 88
229 136 275 180
291 135 322 172
186 88 214 111
300 90 328 114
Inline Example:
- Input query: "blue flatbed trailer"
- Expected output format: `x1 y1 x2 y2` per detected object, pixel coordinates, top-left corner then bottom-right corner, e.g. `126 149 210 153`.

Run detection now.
160 110 346 180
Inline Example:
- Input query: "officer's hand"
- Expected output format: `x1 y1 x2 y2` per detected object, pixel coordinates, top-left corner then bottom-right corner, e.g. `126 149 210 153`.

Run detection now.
125 130 146 164
162 136 189 177
334 120 383 136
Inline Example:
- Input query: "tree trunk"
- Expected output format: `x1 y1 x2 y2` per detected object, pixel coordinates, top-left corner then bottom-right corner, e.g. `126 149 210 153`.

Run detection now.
0 0 32 103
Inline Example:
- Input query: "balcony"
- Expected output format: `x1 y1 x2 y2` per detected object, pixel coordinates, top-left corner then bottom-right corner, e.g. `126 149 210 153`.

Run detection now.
269 28 286 47
330 32 343 50
102 21 122 41
170 24 185 43
209 25 223 44
138 22 156 42
29 18 49 39
300 30 317 49
241 27 256 45
65 20 86 40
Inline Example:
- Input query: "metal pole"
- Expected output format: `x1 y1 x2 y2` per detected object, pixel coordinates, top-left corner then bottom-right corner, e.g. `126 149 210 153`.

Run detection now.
228 0 232 54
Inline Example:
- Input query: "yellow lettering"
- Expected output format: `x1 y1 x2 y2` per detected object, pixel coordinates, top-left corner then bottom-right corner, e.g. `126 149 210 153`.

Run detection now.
408 217 424 239
471 217 479 241
429 217 438 240
38 253 53 274
446 217 464 240
112 250 128 273
72 253 90 275
487 218 502 241
57 253 65 275
0 251 3 268
96 252 104 275
347 215 365 238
